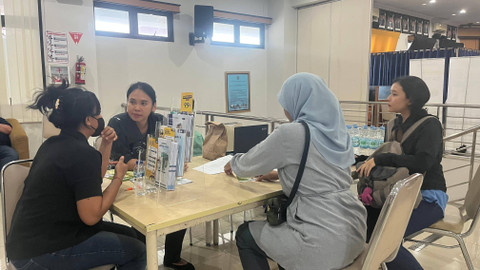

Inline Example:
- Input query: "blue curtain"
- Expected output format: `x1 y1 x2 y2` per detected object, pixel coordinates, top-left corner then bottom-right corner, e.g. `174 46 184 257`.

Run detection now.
458 48 480 57
370 49 456 87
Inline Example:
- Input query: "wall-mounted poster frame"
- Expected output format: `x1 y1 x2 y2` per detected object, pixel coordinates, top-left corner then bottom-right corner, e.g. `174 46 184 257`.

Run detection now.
410 17 416 34
225 72 250 113
402 16 409 33
378 10 386 29
49 64 70 84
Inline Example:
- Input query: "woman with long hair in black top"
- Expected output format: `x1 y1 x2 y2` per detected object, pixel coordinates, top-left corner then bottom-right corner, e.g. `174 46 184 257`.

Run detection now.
6 83 146 269
357 76 448 270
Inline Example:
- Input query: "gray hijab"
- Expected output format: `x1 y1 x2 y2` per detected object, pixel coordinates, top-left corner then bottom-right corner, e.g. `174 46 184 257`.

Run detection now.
278 73 354 169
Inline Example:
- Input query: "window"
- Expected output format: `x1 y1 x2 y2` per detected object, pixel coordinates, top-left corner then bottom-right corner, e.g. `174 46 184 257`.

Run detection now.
95 7 130 34
212 22 234 43
211 19 264 49
94 2 174 42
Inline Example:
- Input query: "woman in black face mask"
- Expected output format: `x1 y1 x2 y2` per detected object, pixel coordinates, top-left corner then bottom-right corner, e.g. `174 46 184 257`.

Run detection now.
6 83 146 269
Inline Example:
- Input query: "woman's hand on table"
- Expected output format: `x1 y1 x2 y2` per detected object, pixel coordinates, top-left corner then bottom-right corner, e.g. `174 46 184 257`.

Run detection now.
114 156 128 182
100 126 118 144
224 161 233 176
256 170 279 182
356 158 376 177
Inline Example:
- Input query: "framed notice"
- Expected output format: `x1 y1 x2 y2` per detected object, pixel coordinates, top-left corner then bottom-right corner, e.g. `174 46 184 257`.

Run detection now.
225 72 250 113
49 64 69 84
378 10 386 29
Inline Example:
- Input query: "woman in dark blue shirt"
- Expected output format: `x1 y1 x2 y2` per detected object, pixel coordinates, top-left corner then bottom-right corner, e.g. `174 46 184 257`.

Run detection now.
108 82 194 270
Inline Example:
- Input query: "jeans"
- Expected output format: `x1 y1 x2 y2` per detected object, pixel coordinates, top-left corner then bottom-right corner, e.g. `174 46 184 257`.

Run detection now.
12 221 146 270
235 222 285 270
366 200 444 270
0 145 18 171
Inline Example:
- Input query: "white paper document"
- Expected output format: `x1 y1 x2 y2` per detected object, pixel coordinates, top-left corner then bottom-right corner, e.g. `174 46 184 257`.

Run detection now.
193 155 233 175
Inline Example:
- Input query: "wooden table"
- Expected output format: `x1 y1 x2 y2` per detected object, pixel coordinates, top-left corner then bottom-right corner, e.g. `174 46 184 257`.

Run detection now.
109 157 283 270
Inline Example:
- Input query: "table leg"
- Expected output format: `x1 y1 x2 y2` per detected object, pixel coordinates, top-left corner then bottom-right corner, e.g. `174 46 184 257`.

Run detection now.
146 231 158 270
205 221 212 246
213 219 219 246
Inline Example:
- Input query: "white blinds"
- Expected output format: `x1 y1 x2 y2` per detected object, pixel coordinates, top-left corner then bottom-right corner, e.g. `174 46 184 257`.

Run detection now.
0 0 42 123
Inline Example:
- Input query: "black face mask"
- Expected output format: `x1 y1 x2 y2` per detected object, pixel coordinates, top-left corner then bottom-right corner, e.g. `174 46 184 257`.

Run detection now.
90 117 105 137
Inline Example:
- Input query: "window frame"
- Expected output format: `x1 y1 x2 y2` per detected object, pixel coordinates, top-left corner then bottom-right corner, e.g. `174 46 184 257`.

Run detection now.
94 1 174 42
211 18 264 49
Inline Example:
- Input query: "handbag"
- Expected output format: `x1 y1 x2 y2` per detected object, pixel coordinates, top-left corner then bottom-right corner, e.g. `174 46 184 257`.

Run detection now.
202 122 228 160
356 115 434 208
266 121 310 226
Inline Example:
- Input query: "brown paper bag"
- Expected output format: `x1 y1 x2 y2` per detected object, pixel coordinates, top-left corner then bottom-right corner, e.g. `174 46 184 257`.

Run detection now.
202 122 228 160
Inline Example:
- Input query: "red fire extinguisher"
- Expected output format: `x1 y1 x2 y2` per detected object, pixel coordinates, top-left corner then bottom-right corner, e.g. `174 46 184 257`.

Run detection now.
75 56 86 84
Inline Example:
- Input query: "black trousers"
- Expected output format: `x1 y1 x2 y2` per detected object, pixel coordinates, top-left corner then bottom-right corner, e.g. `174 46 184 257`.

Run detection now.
235 222 285 270
100 221 187 265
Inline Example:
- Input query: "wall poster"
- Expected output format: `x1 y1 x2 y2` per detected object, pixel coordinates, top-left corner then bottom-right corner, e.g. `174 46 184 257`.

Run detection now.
225 72 250 113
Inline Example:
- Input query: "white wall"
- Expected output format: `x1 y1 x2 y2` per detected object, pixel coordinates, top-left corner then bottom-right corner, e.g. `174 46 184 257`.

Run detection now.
42 0 100 95
265 0 297 119
96 0 271 122
296 0 372 102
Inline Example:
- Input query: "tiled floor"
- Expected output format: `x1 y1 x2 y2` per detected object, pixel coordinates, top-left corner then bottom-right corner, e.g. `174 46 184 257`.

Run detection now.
1 156 480 270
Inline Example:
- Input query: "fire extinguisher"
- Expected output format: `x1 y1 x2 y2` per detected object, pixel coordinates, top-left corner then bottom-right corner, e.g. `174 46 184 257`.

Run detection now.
75 56 86 84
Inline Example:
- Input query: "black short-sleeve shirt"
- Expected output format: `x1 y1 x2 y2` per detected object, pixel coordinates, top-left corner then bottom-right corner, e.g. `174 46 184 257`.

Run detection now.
0 117 12 146
6 130 103 260
108 112 165 162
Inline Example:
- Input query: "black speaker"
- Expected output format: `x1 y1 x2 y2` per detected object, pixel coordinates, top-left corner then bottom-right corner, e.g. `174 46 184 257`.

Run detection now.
194 5 213 38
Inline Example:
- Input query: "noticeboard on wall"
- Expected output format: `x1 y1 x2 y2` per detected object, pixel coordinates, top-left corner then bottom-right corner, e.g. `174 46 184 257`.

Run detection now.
225 72 250 113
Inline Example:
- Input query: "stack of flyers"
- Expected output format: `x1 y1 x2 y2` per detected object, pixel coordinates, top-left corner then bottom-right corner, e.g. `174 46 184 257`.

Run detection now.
156 139 169 188
170 113 194 162
175 129 186 177
157 138 178 190
145 135 158 183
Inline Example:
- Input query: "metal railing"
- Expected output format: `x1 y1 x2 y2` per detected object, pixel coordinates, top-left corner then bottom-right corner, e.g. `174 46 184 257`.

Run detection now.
122 101 480 197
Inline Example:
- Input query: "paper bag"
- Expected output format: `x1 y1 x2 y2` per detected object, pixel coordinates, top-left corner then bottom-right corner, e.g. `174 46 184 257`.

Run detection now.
202 121 228 160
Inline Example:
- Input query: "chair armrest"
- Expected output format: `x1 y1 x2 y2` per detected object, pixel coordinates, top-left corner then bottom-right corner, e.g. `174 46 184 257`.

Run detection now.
6 118 29 160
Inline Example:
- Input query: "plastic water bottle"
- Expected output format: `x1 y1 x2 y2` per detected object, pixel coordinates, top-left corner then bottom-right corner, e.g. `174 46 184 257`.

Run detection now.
359 125 369 155
133 160 146 196
378 126 386 146
369 126 379 151
351 124 360 149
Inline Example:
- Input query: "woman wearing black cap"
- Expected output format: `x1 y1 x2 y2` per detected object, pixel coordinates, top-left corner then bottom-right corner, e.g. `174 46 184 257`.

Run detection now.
357 76 447 270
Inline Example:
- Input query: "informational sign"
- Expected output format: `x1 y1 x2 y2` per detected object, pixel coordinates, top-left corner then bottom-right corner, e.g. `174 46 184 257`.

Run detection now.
46 31 68 63
69 32 83 44
180 92 194 114
225 72 250 113
49 65 69 84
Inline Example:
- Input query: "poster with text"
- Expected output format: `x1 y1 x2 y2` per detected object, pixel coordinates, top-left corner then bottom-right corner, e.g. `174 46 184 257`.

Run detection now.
225 72 250 113
46 31 68 63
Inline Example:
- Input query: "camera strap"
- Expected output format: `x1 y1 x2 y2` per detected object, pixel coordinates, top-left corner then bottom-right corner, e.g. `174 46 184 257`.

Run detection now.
286 121 311 207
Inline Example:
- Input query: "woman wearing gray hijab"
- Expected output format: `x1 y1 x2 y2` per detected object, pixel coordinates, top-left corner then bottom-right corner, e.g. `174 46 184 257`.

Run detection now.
224 73 366 270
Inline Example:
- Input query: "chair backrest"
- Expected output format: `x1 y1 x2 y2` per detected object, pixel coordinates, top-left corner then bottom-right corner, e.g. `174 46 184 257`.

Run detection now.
1 159 33 240
464 164 480 220
362 173 423 269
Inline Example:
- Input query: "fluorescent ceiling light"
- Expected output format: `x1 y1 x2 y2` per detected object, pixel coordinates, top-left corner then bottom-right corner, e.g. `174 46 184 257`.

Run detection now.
452 13 456 16
459 9 466 14
422 3 427 5
429 0 436 3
